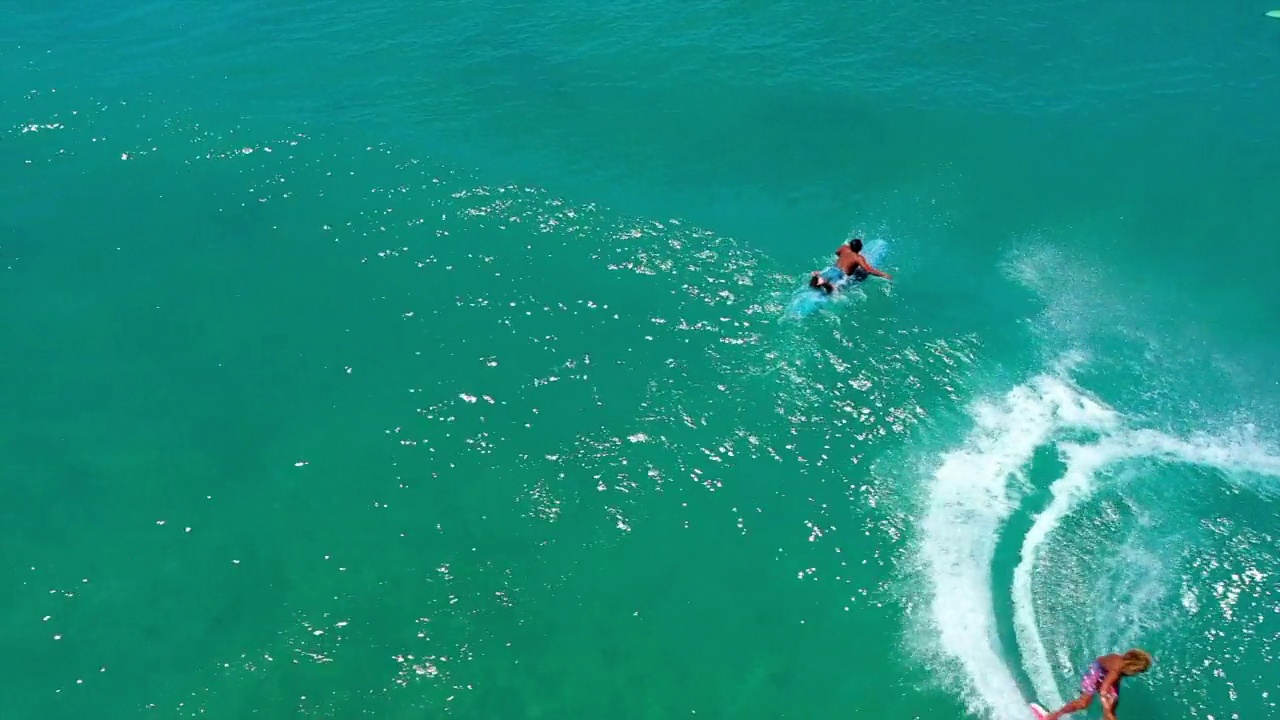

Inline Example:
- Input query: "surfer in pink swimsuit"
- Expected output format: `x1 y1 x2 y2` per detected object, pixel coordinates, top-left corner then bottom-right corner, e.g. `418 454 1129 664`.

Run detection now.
1040 649 1152 720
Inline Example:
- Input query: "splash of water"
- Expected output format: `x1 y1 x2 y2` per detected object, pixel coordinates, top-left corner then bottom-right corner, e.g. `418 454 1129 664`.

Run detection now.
920 370 1116 718
1013 428 1280 707
922 360 1280 719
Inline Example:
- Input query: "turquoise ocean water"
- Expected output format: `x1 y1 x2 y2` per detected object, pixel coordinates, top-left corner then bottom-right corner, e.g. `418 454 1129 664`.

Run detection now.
4 2 1280 718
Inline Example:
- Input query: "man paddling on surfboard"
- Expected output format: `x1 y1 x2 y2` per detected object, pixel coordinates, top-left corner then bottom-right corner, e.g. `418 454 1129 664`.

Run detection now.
809 237 891 293
1032 649 1152 720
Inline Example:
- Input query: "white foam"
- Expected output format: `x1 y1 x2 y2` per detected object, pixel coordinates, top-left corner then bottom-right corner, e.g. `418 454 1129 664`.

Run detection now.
921 372 1115 719
1011 437 1117 709
1013 428 1280 707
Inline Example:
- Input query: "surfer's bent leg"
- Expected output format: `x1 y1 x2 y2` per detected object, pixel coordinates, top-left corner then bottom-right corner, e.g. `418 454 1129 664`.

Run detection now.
1044 694 1094 720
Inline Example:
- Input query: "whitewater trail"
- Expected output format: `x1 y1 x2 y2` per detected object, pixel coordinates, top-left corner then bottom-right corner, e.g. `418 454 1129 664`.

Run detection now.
920 365 1280 719
1012 428 1280 709
920 371 1116 719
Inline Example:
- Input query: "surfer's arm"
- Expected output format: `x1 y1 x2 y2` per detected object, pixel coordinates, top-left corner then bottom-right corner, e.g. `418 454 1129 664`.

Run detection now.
1096 668 1123 699
859 261 892 280
1100 693 1118 720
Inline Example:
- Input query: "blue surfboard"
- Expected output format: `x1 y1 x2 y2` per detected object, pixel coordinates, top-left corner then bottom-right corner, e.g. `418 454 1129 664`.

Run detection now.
783 239 889 319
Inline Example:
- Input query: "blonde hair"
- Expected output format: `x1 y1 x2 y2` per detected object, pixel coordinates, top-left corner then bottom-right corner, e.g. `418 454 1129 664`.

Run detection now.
1121 649 1152 675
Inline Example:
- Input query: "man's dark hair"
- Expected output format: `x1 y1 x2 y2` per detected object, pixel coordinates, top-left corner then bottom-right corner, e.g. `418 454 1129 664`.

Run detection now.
848 238 864 252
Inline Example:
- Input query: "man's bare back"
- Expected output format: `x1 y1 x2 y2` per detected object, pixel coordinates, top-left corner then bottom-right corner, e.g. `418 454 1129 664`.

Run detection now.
810 237 892 293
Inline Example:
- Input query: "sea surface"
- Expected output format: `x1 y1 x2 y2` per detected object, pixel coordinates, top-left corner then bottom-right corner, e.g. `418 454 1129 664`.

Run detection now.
3 2 1280 718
